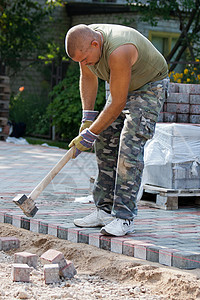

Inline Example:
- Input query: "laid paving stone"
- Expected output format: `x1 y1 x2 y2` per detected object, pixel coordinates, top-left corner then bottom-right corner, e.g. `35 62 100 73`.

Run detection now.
159 248 180 267
89 232 102 248
110 237 128 254
78 229 100 244
1 141 200 270
172 251 200 269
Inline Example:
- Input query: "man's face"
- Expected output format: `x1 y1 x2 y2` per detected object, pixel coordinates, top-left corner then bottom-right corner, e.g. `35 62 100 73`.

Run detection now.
72 41 101 66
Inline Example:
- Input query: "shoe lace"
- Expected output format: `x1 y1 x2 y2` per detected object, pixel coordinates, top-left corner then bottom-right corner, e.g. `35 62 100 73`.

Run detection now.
115 218 132 226
122 219 132 226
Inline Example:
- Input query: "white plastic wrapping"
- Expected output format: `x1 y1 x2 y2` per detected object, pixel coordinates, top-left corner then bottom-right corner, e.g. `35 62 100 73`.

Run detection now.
144 123 200 167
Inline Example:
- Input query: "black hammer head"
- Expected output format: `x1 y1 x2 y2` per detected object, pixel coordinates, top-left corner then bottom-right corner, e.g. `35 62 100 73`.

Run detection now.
13 194 38 217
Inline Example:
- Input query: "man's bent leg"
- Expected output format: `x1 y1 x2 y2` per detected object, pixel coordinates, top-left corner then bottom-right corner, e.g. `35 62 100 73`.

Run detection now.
112 79 168 220
93 115 124 213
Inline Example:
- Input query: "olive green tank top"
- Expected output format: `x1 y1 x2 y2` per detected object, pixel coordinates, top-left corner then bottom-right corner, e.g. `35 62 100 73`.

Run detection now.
88 24 168 91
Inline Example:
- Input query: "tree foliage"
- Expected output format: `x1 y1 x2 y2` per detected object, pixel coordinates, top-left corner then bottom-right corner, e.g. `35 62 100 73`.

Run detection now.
0 0 60 75
129 0 200 71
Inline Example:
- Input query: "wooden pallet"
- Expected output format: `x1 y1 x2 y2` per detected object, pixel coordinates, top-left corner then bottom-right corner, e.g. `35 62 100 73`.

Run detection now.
141 184 200 210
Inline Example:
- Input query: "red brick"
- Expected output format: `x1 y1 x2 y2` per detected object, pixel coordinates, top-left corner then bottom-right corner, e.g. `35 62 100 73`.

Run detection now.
60 260 77 279
11 263 30 282
190 104 200 114
44 264 60 284
0 237 20 251
14 252 38 268
40 249 64 265
190 94 200 104
167 93 189 103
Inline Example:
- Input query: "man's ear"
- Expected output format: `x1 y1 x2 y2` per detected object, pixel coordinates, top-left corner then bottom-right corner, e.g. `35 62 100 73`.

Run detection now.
91 40 99 48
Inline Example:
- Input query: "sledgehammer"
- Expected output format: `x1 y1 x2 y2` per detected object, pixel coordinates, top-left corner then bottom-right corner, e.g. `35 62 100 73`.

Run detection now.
13 146 74 218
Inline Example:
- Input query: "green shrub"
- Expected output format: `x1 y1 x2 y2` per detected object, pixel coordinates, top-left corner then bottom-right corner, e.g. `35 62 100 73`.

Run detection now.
9 88 50 136
47 62 105 143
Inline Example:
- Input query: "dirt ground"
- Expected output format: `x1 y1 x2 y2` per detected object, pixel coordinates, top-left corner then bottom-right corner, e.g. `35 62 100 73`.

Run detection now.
0 223 200 300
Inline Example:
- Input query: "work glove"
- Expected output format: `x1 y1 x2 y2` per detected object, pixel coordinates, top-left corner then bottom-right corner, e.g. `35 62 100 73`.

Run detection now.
69 128 98 159
79 110 98 133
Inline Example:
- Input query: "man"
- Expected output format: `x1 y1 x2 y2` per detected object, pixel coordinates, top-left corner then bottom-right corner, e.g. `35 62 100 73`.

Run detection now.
65 24 169 236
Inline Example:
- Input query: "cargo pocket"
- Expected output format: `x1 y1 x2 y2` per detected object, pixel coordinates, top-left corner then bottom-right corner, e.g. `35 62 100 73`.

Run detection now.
136 110 158 140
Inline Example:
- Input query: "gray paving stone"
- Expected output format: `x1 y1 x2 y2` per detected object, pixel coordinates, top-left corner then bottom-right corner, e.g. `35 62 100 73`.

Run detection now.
172 251 200 269
39 222 48 234
57 226 68 240
21 217 30 231
4 213 12 225
78 229 99 244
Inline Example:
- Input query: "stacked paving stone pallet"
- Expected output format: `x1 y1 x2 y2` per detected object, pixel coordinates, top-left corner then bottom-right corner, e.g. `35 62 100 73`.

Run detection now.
159 83 200 123
106 82 200 124
0 75 10 140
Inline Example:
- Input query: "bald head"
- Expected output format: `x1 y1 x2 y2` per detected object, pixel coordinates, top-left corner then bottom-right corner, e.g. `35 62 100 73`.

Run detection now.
65 24 97 59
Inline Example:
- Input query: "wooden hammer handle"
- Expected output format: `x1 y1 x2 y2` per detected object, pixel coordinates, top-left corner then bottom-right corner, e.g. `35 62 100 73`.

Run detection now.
29 147 74 201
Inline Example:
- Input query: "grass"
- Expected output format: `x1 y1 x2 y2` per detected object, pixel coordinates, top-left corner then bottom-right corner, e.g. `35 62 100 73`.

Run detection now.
25 137 68 149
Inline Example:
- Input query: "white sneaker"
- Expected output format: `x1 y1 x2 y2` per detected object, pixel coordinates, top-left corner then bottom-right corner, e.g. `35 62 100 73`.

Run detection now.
100 218 134 236
74 208 114 227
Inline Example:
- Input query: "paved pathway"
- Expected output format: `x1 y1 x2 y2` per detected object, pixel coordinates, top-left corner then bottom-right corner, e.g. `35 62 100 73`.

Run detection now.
0 141 200 270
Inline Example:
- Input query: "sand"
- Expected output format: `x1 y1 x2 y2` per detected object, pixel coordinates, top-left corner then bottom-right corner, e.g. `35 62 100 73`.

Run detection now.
0 223 200 300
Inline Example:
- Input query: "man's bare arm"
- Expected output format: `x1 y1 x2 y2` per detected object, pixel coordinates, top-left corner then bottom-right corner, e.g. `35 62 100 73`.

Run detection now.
79 63 98 110
89 44 138 135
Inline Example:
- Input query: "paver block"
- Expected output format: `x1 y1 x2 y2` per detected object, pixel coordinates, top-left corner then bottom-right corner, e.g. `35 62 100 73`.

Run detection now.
177 113 189 123
60 260 77 279
111 237 128 254
78 229 99 244
11 263 31 282
167 93 189 103
163 112 176 122
159 248 179 267
44 264 60 284
68 227 84 243
179 83 200 94
39 222 48 234
14 252 38 268
190 115 200 123
21 217 30 230
89 233 102 248
12 216 21 228
30 219 39 233
167 103 190 114
146 245 163 263
134 242 154 260
57 226 67 240
100 236 112 251
122 240 135 257
172 251 200 269
40 249 64 265
4 214 12 224
122 240 146 257
0 237 20 251
48 224 58 237
190 94 200 104
190 104 200 114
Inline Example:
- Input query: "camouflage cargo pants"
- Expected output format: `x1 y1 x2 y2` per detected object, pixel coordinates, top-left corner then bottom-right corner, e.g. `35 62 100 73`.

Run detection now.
93 78 169 220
